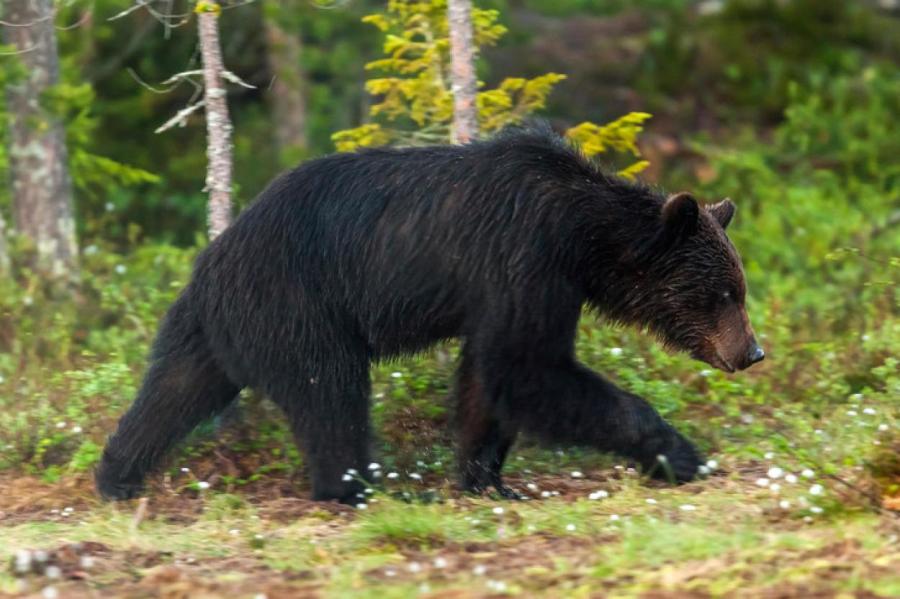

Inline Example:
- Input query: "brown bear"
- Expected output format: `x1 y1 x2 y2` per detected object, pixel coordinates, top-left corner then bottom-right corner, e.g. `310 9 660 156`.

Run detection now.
97 125 764 503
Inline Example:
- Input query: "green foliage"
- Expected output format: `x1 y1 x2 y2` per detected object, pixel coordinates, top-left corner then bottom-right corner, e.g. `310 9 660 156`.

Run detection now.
0 49 158 248
332 0 649 178
695 67 899 327
636 0 900 122
44 83 159 200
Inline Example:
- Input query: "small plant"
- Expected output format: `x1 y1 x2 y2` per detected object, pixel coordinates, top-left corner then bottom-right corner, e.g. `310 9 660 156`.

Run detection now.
332 0 650 178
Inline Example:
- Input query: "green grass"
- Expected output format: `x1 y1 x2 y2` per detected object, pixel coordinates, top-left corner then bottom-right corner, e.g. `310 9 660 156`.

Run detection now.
2 466 898 598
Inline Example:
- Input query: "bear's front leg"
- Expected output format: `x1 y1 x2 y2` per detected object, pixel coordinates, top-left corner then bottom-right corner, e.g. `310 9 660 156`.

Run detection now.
497 359 704 483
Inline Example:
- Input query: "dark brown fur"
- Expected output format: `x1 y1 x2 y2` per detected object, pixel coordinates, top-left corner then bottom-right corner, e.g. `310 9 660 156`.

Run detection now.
97 126 763 503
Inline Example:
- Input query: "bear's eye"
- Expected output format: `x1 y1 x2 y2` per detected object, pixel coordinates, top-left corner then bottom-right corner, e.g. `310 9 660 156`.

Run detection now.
712 290 732 307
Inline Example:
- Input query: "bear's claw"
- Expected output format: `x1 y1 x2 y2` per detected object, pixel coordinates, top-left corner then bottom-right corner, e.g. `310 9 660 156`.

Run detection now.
641 434 704 484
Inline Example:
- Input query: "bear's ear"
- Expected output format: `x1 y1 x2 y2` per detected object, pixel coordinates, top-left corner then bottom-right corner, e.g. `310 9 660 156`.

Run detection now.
635 192 700 263
708 198 736 229
661 192 700 243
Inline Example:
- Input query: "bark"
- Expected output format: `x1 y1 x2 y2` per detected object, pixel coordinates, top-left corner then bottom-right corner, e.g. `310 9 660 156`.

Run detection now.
2 0 78 277
447 0 479 143
0 211 9 274
197 2 233 239
263 13 307 162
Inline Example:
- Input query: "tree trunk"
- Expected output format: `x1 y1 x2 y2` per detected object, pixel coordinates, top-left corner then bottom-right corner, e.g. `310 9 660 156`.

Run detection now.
263 11 308 164
2 0 78 277
447 0 479 143
197 1 233 240
0 211 9 274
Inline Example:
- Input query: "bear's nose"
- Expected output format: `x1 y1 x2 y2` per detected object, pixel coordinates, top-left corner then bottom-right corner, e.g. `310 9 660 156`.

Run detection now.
748 344 765 365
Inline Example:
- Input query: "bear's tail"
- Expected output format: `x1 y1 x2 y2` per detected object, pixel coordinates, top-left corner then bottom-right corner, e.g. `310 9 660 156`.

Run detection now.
96 292 241 500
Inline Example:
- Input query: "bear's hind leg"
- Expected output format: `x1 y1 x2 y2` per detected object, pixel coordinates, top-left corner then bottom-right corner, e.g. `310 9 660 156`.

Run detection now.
268 353 373 505
455 354 520 499
97 305 240 500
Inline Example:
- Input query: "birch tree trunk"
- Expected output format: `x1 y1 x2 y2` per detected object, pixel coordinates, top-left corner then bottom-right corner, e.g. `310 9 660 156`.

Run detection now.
197 1 233 239
263 10 308 164
2 0 78 277
447 0 479 143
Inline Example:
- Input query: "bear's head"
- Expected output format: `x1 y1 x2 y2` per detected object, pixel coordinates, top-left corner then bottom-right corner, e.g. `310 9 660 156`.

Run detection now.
605 192 764 373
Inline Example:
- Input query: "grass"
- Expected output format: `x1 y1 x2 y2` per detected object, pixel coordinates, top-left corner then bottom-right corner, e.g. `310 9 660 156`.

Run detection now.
2 451 899 598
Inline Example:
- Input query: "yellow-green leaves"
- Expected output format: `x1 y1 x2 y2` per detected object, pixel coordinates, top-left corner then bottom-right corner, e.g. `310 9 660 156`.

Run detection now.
566 113 653 179
333 0 652 180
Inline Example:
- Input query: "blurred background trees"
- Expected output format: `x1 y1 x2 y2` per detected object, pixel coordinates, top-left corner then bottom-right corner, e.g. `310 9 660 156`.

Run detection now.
3 0 896 245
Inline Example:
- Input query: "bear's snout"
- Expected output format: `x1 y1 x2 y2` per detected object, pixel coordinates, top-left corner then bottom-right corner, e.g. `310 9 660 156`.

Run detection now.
746 344 765 367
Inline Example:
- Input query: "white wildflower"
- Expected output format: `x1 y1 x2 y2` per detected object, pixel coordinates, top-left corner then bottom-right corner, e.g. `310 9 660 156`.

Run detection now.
767 467 784 479
14 550 31 573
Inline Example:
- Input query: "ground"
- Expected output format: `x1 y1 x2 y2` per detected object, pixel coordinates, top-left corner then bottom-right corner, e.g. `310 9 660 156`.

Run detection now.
3 451 899 599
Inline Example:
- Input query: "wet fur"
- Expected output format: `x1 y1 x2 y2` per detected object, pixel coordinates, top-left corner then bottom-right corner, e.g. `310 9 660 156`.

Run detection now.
97 125 753 503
